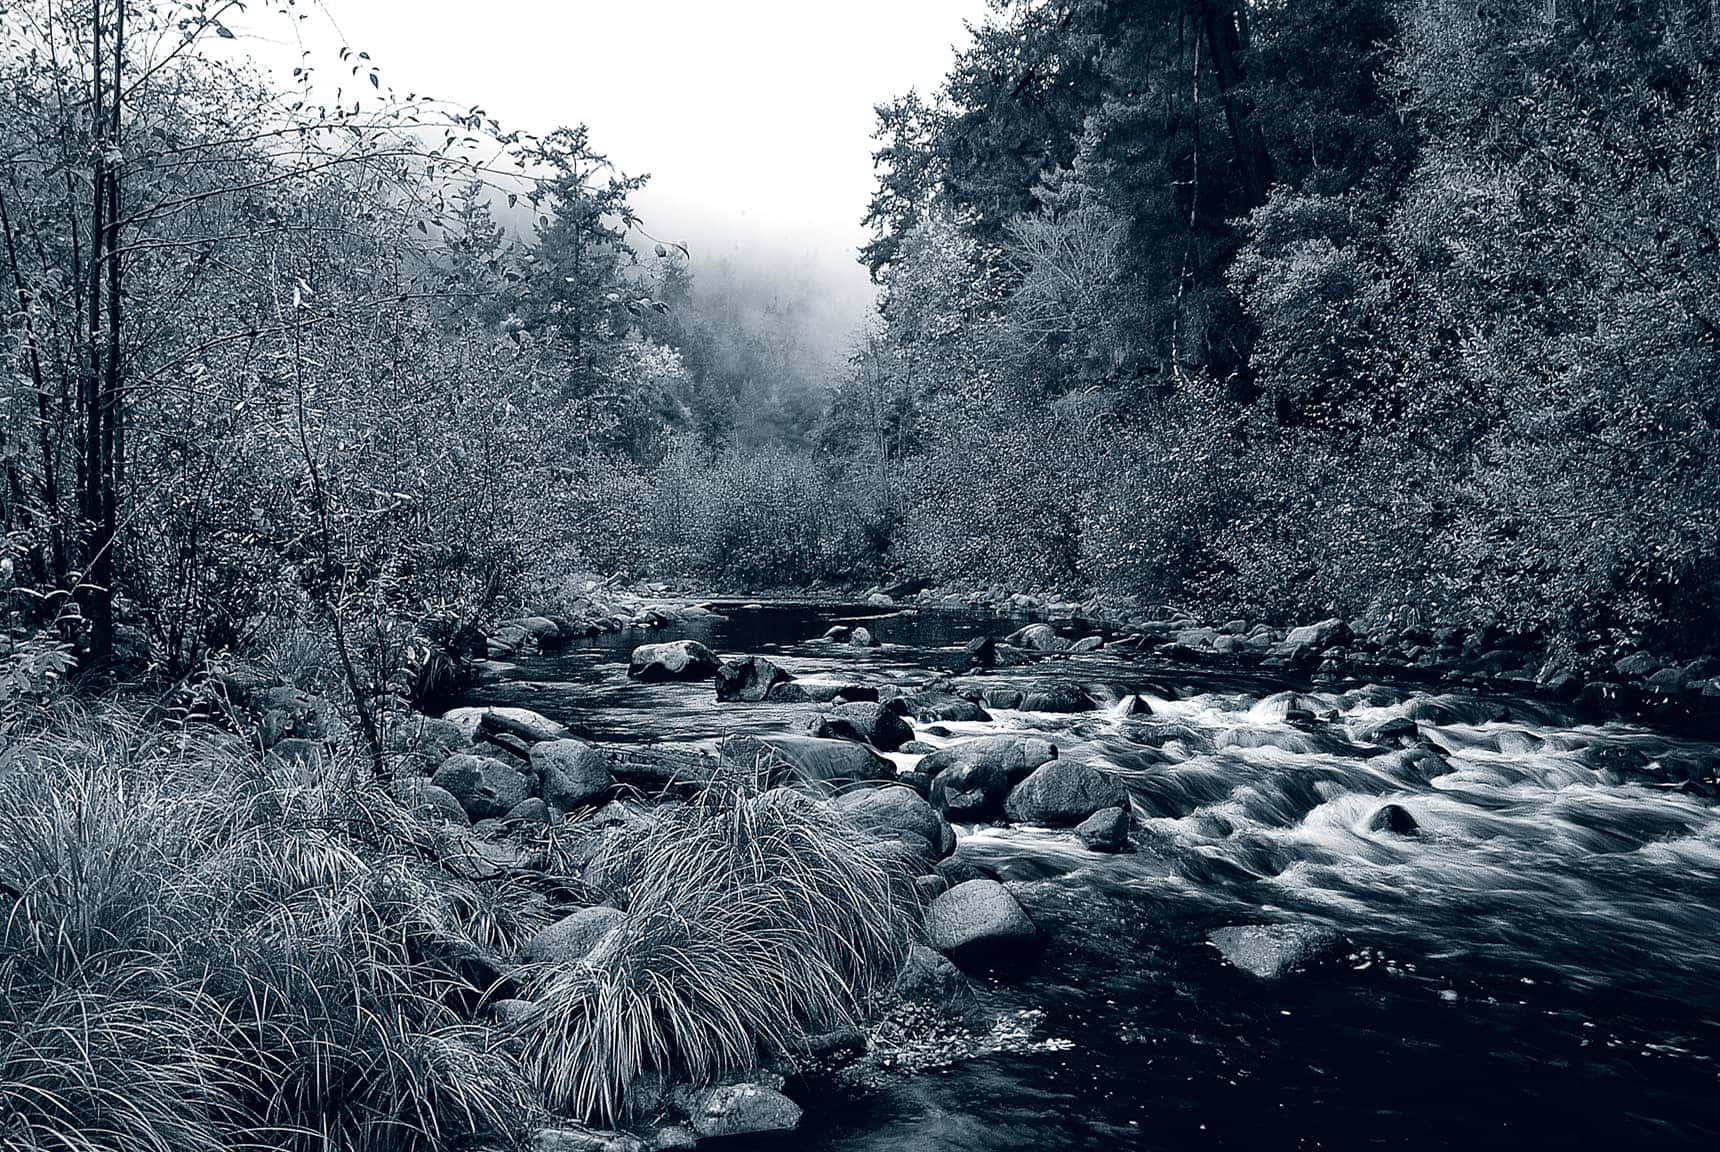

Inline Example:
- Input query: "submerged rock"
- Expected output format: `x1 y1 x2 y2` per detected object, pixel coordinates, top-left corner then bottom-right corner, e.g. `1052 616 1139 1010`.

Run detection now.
627 640 721 682
1004 761 1129 826
894 942 974 1008
715 654 791 702
532 1128 644 1152
906 690 990 723
1208 923 1340 979
926 879 1037 965
1019 682 1097 713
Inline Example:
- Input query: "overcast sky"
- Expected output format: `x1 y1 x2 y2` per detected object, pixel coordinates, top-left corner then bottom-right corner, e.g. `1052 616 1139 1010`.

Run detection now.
234 0 987 333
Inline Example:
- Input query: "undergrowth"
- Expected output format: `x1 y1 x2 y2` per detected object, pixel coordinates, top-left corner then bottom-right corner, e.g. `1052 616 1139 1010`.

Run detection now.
517 773 919 1123
0 710 922 1147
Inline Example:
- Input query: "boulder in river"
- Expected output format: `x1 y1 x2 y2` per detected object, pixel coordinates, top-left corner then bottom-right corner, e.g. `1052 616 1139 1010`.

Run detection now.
682 1082 802 1139
1005 622 1066 652
1075 806 1132 852
1368 803 1420 836
1208 923 1341 979
926 879 1037 966
1003 761 1129 826
894 942 974 1008
627 640 722 682
1019 683 1097 713
431 752 532 820
849 626 877 648
905 690 990 723
836 784 956 858
518 905 626 965
531 739 613 810
714 654 790 702
821 701 915 751
725 734 892 786
923 735 1058 821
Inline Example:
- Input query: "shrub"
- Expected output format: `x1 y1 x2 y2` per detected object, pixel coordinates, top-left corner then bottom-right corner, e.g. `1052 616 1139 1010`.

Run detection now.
647 438 888 588
516 772 918 1124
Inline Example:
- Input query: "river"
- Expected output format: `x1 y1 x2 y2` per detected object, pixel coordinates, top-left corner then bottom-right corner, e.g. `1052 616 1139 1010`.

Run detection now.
469 601 1720 1150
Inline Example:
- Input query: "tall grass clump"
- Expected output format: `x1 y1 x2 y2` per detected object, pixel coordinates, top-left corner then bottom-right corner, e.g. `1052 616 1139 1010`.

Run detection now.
0 707 539 1152
517 773 918 1123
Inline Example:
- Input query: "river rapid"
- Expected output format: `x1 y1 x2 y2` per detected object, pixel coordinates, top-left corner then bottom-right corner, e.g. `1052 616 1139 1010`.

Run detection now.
469 602 1720 1150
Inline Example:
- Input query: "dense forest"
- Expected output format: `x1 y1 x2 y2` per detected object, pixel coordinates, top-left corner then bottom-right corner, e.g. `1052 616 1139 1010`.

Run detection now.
5 0 1719 691
3 2 1720 1150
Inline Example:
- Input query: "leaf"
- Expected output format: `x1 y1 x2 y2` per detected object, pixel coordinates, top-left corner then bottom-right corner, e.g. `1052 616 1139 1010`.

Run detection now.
369 72 380 89
214 21 235 38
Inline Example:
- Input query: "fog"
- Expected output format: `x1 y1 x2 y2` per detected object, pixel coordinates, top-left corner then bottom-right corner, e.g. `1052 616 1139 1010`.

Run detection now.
229 0 988 361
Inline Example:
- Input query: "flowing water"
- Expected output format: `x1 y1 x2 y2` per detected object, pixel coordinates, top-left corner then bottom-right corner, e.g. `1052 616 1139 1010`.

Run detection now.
471 602 1720 1150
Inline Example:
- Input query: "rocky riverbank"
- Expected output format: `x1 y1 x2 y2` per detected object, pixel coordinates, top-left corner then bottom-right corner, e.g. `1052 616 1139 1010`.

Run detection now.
831 581 1720 735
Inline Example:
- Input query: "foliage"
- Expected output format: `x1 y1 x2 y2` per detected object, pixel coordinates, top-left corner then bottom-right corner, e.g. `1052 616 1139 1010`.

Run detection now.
856 0 1720 656
0 708 540 1152
646 438 889 588
517 771 918 1124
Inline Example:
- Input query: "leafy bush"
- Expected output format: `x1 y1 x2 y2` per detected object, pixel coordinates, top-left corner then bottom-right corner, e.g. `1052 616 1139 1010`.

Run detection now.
647 438 888 588
517 772 918 1124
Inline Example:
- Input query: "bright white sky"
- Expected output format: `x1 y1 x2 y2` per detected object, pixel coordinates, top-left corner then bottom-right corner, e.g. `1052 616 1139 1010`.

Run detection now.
232 0 989 334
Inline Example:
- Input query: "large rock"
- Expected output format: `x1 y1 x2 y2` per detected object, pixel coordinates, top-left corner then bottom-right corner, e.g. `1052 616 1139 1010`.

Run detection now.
431 753 531 820
684 1083 802 1139
392 778 470 825
1005 622 1066 652
443 706 571 745
530 739 613 810
388 714 466 767
1075 806 1131 852
714 655 791 702
836 785 956 858
905 690 990 723
1285 618 1350 649
926 879 1036 964
725 734 891 785
627 641 721 682
518 905 626 965
1004 761 1129 826
922 735 1058 820
531 1127 643 1152
1208 923 1340 979
1019 683 1097 713
894 943 973 1007
821 702 914 751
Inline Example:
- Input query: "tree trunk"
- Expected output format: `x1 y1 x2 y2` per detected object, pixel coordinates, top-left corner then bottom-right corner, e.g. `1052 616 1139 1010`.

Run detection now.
1193 0 1269 210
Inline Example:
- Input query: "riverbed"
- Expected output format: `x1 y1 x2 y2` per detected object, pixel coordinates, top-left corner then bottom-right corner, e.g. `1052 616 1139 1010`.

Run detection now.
470 602 1720 1150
